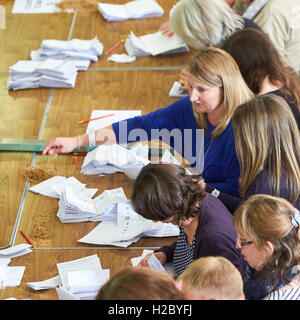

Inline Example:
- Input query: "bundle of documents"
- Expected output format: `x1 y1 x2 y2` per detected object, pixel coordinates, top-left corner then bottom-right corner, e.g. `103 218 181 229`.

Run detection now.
27 255 110 300
28 176 98 199
8 59 78 90
56 255 109 300
81 143 150 177
78 201 179 247
98 0 164 21
125 31 189 57
57 186 127 223
30 37 104 70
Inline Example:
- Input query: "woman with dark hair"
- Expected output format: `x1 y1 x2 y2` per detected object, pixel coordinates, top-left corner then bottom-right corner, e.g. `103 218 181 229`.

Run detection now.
219 28 300 129
131 163 246 278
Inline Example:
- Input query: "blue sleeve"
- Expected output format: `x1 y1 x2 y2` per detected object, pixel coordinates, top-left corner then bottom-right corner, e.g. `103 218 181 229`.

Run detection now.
112 96 193 144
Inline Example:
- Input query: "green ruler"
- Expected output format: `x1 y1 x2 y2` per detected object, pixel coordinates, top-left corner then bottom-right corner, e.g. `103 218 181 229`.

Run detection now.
0 139 173 156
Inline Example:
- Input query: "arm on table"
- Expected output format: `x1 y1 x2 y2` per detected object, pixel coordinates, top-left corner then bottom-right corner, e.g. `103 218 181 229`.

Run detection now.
42 125 117 156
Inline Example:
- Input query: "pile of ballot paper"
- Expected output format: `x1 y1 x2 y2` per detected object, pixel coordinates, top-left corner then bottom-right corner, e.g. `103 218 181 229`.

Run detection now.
8 37 103 90
27 254 110 300
30 37 103 70
98 0 164 21
80 143 150 178
0 244 33 289
57 186 127 223
78 200 179 247
125 31 189 57
7 59 78 90
28 176 98 199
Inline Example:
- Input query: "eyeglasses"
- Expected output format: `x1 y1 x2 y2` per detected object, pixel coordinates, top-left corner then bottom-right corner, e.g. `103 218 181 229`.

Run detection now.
236 238 253 247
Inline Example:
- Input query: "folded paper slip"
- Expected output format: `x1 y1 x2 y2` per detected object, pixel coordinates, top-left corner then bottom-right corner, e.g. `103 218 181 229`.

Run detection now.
98 0 164 21
125 31 189 57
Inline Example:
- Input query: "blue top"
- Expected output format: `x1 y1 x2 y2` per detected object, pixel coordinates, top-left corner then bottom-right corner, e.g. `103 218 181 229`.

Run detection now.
112 96 240 197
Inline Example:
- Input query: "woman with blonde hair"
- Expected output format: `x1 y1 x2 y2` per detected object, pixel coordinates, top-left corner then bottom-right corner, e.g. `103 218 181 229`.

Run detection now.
43 47 253 197
96 267 185 300
205 94 300 212
160 0 261 91
233 194 300 300
169 0 260 50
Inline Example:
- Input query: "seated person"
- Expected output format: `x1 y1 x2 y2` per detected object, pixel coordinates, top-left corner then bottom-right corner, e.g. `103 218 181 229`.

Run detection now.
96 267 185 300
131 163 246 277
43 47 254 197
233 194 300 300
205 94 300 213
177 256 245 300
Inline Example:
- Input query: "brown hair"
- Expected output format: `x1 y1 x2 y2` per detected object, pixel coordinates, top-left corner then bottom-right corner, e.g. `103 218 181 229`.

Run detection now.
232 94 300 204
188 47 253 139
131 163 205 223
178 256 244 299
233 195 300 288
219 28 300 107
96 267 185 300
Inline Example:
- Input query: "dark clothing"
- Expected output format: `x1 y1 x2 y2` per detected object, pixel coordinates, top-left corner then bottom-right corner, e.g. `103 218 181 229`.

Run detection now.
206 169 300 214
243 17 262 31
270 89 300 130
155 193 246 276
243 265 294 300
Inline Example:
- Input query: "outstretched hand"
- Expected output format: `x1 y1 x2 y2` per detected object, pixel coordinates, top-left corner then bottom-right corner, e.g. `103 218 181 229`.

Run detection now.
42 136 78 157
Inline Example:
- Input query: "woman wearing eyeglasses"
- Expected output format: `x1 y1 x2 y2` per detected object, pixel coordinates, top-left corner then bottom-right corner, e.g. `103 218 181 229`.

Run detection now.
205 94 300 213
233 194 300 300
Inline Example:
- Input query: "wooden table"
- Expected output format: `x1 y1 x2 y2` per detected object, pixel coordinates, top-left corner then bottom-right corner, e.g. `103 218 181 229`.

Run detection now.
0 0 192 300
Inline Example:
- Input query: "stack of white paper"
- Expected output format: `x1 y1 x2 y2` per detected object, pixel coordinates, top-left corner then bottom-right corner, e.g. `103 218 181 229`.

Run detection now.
28 176 98 199
57 186 127 223
30 37 103 70
27 255 110 300
125 31 189 57
8 59 78 90
0 244 32 259
81 143 150 177
98 0 164 21
56 255 110 300
78 201 179 247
